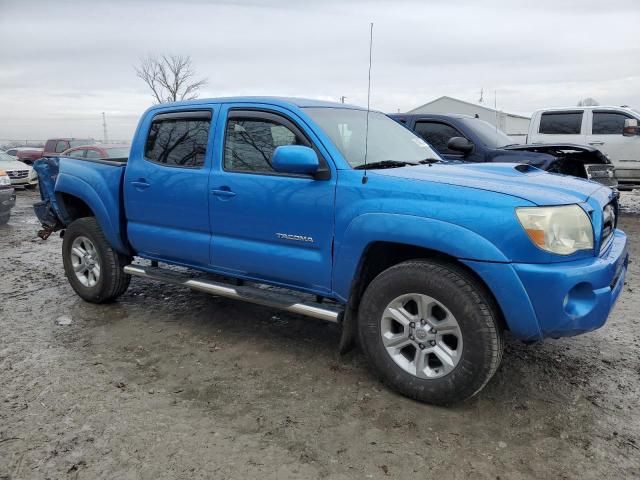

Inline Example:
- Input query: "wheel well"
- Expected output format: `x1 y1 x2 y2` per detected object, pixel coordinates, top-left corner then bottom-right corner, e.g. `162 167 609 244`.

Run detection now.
350 241 507 329
58 193 94 222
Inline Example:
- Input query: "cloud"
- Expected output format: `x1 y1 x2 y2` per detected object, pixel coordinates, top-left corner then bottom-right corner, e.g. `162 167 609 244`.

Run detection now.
0 0 638 140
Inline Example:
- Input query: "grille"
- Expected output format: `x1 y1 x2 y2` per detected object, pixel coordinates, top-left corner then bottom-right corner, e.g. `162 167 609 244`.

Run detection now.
7 169 28 179
601 202 616 249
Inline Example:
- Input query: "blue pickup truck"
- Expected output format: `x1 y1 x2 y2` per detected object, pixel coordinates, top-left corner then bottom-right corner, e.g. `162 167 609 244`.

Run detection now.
33 97 629 405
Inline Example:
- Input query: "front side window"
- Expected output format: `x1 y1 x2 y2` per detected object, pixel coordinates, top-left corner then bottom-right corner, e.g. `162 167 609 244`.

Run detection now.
539 112 583 134
414 121 463 154
86 149 102 159
305 108 441 168
145 113 211 168
224 117 301 173
55 141 68 153
68 149 86 158
592 112 631 135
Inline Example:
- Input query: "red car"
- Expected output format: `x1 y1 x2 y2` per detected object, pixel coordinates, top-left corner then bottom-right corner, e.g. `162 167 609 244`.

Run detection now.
43 138 96 157
62 144 130 160
16 149 44 165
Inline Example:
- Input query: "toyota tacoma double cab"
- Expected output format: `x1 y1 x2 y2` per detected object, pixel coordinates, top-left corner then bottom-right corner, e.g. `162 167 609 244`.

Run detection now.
33 97 629 405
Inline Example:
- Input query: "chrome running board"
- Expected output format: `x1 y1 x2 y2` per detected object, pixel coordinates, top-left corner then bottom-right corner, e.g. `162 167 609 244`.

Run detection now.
123 264 341 323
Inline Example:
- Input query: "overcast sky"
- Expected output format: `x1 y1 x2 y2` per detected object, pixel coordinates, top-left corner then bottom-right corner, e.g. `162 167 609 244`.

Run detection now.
1 0 639 142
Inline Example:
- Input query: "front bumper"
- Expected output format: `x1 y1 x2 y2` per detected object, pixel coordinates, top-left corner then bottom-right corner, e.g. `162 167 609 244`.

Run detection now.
0 188 16 214
463 229 628 341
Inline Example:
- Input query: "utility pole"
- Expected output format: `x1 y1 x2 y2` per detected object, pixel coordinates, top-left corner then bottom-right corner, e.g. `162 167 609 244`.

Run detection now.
340 96 347 104
102 112 109 144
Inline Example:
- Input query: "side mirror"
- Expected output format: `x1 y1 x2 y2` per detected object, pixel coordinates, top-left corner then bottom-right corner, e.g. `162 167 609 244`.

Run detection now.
272 145 319 176
623 118 639 137
447 136 474 155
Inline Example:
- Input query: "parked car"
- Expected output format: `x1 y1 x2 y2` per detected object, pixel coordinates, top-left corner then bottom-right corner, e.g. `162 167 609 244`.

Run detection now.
16 148 44 165
42 138 96 157
62 144 130 161
0 169 16 225
0 151 38 188
4 147 43 165
527 106 640 188
390 113 617 188
33 97 627 405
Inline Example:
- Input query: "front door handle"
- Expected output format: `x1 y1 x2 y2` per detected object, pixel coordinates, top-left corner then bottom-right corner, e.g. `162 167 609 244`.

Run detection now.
589 141 605 146
211 187 236 198
131 179 150 190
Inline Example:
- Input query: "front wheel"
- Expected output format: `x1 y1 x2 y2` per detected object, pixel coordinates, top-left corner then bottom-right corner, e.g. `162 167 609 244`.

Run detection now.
358 260 503 405
62 217 131 303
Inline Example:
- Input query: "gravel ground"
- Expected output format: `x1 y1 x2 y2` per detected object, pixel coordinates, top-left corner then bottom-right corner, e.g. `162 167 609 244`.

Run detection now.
1 190 639 480
620 190 640 215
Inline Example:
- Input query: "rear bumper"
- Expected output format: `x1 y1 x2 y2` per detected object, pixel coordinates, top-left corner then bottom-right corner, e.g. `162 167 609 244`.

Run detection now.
463 229 629 341
0 188 16 214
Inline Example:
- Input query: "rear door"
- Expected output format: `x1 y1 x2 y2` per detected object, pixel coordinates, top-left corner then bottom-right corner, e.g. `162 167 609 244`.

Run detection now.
534 110 586 145
124 109 215 267
208 105 336 293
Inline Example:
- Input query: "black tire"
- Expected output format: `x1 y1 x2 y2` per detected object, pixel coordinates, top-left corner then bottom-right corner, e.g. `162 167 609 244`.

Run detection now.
0 212 9 225
358 259 503 405
62 217 131 303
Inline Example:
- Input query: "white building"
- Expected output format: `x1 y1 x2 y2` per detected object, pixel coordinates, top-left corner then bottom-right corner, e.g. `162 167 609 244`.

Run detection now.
408 96 531 141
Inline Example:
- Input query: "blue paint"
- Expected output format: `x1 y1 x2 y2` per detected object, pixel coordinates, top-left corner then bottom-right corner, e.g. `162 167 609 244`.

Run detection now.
33 97 629 341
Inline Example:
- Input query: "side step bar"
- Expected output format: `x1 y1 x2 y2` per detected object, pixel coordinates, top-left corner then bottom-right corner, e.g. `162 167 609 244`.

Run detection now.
123 265 342 323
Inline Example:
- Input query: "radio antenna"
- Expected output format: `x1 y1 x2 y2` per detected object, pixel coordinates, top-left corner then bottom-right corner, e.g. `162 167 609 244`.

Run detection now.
362 22 374 184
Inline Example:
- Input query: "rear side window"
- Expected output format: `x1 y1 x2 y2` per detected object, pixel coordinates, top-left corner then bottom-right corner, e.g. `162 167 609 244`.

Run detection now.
539 112 583 134
224 118 302 173
592 112 631 135
414 121 463 154
55 140 69 153
44 140 56 152
145 112 211 168
86 149 102 159
68 149 86 159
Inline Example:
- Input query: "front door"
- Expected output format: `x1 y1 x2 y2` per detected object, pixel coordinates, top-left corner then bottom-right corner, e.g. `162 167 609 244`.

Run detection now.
587 109 640 181
124 109 214 267
209 107 336 293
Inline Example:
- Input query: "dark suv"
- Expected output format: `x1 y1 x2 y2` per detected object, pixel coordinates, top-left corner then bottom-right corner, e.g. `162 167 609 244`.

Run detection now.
389 113 617 187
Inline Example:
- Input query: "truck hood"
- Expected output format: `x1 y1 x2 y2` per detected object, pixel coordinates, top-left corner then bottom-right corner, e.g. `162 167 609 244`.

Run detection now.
374 162 604 205
0 159 32 171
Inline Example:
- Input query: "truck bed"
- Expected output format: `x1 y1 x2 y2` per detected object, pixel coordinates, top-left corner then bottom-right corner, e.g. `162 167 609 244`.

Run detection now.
33 156 128 251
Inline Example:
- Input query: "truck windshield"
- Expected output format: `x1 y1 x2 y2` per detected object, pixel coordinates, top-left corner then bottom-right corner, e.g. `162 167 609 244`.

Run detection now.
459 117 514 148
304 108 442 168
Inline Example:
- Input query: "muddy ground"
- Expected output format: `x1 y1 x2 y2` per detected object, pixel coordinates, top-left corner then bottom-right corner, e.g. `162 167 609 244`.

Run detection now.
1 189 639 480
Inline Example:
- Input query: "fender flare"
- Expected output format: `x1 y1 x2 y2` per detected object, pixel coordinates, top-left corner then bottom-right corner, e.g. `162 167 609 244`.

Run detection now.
55 173 128 254
332 213 509 302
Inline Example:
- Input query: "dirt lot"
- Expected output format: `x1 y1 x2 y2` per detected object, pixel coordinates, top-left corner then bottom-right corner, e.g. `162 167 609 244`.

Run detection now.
1 189 639 480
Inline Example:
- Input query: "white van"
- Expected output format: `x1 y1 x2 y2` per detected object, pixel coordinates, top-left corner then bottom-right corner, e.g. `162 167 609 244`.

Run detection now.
528 106 640 187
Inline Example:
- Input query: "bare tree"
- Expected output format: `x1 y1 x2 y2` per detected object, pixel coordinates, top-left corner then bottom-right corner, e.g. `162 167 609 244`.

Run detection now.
135 55 207 103
577 97 599 107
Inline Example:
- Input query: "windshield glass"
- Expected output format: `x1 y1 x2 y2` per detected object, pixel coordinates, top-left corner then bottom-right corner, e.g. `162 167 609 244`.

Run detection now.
459 117 514 148
106 147 130 158
304 108 441 168
0 151 16 162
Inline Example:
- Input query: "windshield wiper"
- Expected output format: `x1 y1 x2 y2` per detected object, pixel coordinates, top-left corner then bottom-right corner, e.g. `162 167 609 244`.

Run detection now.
354 160 416 170
418 158 441 165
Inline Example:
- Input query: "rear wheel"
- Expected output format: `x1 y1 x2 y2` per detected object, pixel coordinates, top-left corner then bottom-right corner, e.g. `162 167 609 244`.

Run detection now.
62 217 131 303
358 259 503 405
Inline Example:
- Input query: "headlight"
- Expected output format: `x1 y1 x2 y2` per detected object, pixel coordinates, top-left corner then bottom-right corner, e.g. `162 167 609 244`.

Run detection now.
516 205 593 255
0 171 10 186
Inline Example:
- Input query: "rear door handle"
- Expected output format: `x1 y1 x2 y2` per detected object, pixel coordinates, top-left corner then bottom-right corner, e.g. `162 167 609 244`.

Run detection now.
211 188 236 198
131 179 150 190
589 141 605 146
